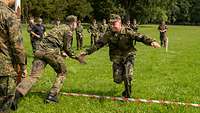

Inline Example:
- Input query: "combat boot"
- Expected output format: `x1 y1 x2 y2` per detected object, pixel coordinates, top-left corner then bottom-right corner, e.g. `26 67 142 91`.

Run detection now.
45 93 58 103
10 91 22 111
122 81 132 98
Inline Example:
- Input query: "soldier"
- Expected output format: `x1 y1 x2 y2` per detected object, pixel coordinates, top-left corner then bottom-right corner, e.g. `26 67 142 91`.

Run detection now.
158 21 168 48
88 19 99 46
0 0 26 112
27 17 35 33
99 19 109 38
29 18 46 53
14 15 84 107
54 18 61 28
76 20 84 50
78 14 160 98
125 20 131 28
131 19 138 32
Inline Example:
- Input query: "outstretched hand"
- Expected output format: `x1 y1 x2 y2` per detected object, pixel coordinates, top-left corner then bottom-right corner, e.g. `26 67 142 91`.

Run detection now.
151 42 161 48
76 52 87 64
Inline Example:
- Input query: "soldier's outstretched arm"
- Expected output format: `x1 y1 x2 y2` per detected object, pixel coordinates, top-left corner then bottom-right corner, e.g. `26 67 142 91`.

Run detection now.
77 32 110 61
129 31 160 48
84 32 109 55
62 31 85 64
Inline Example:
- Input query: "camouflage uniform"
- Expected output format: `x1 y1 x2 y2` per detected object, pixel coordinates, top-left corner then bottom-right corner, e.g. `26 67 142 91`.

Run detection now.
0 1 26 111
76 23 84 50
84 15 155 97
158 23 168 47
16 23 77 99
88 21 99 46
131 19 138 32
99 22 108 38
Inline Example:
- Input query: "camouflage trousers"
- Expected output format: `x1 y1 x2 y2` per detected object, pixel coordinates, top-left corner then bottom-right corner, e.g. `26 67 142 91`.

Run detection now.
76 33 83 50
160 33 168 48
30 38 41 53
0 76 16 112
0 54 17 111
112 55 135 84
16 50 67 97
90 33 98 46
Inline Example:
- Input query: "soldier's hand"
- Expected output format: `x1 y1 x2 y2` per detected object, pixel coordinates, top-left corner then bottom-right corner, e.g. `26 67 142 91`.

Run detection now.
151 42 161 48
36 34 40 38
61 52 68 58
77 52 87 64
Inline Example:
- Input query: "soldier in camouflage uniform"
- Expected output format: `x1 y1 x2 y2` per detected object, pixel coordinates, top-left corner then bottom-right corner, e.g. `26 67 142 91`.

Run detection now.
88 19 99 46
158 21 168 48
15 15 83 105
131 19 138 32
0 0 26 111
76 20 84 50
27 17 35 33
79 14 160 98
125 20 131 28
99 19 108 38
54 18 61 28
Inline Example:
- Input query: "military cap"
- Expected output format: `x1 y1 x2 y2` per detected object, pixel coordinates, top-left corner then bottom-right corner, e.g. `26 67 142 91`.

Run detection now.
66 15 77 23
109 14 121 22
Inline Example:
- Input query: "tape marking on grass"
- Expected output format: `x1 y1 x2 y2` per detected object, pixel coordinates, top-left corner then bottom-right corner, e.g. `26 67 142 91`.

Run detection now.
61 92 200 108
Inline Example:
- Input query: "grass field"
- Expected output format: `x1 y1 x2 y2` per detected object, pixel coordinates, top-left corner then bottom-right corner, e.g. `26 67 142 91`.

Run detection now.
13 25 200 113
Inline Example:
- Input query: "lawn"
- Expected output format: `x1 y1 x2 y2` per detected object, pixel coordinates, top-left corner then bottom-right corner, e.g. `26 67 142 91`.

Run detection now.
13 24 200 113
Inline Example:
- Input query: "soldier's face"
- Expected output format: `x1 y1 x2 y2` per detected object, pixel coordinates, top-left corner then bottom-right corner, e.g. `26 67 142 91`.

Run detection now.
111 20 121 32
71 21 77 31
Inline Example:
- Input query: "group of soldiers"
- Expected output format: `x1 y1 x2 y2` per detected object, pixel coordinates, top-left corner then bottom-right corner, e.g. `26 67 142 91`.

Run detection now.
0 0 168 112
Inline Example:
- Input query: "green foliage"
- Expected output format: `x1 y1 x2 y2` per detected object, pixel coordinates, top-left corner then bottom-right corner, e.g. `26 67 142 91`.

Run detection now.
21 0 200 24
191 0 200 24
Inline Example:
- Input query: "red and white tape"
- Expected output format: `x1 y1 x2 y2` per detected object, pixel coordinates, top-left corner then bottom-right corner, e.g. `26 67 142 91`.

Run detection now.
60 92 200 108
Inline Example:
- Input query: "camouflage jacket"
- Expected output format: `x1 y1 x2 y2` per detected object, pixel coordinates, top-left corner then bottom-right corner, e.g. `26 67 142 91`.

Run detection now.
38 24 76 58
0 1 26 65
76 25 83 34
131 24 138 32
85 26 155 62
99 24 108 34
158 25 168 33
88 23 98 35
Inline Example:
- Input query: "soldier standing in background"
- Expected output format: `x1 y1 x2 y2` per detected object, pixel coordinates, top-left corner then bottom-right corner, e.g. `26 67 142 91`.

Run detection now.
0 0 26 111
131 19 138 32
88 19 99 46
76 20 84 50
78 14 160 98
99 19 108 38
158 21 168 48
125 20 131 28
14 15 84 107
54 18 61 27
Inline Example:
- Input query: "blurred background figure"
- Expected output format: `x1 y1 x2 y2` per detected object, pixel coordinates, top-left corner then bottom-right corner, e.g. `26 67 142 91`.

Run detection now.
76 20 84 50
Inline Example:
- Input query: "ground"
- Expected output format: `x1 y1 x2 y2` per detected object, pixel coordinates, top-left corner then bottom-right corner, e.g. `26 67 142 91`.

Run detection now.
13 25 200 113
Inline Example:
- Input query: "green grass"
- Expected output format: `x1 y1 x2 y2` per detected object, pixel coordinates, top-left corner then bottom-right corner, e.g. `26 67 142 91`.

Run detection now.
13 25 200 113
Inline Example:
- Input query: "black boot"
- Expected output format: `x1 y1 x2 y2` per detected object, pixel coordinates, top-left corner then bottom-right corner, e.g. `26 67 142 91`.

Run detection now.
10 91 22 111
45 93 58 103
122 81 132 98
